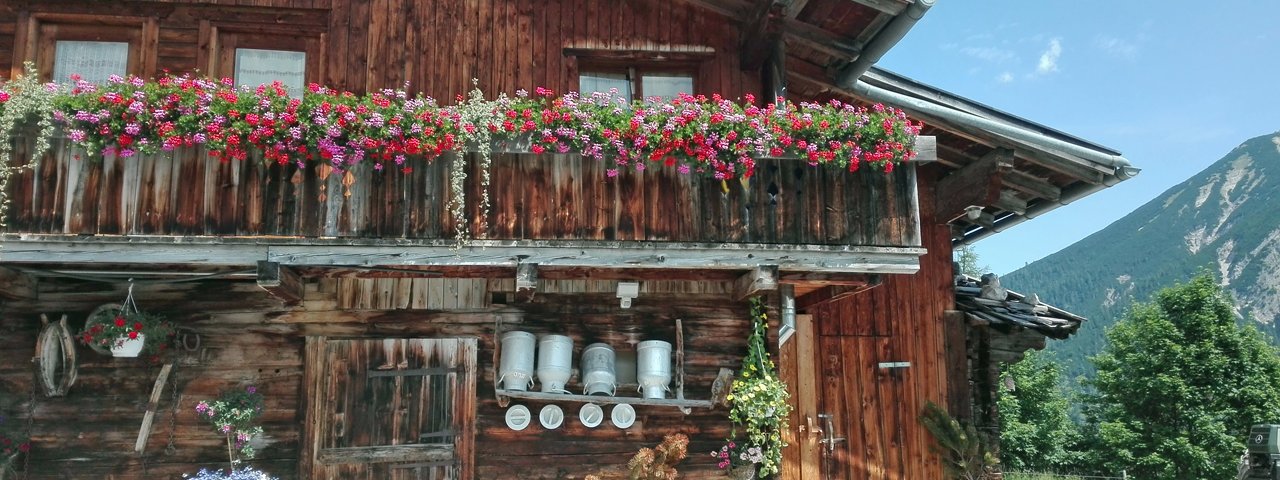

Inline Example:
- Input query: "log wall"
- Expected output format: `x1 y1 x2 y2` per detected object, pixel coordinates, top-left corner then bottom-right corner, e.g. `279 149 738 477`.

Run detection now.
4 139 922 247
3 0 757 101
0 277 752 479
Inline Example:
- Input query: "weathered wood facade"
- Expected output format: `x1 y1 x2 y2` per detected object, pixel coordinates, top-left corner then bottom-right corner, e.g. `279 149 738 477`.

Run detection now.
0 0 1134 479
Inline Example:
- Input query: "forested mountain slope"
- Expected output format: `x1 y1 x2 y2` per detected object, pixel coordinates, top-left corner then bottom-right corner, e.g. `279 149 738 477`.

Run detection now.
1002 131 1280 379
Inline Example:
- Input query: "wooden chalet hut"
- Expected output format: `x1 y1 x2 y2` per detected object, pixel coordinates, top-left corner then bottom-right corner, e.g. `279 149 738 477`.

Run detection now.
0 0 1135 479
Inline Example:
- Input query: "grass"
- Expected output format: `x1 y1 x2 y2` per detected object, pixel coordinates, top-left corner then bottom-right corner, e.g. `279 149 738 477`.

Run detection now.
1005 474 1090 480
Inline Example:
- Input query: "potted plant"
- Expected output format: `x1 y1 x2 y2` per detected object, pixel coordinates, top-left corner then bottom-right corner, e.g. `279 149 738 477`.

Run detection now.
0 414 31 480
716 297 791 479
189 386 275 480
78 304 173 358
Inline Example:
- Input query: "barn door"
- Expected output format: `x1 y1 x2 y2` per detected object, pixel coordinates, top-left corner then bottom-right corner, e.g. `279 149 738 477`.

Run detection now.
814 334 909 480
302 337 477 480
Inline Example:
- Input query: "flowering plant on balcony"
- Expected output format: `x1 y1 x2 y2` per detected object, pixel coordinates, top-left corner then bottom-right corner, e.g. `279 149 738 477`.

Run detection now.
195 386 266 474
31 71 920 179
719 296 791 477
1 64 920 238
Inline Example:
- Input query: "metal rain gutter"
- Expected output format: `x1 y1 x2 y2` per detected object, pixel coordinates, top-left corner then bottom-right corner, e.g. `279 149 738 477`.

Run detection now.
834 0 936 88
847 79 1133 169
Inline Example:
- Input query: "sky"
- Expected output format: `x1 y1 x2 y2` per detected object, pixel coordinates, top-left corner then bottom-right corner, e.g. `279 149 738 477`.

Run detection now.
878 1 1280 275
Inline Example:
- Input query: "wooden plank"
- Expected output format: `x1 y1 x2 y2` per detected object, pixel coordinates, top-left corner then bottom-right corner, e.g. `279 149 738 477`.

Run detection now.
133 363 174 454
495 389 713 409
795 314 820 480
317 444 455 465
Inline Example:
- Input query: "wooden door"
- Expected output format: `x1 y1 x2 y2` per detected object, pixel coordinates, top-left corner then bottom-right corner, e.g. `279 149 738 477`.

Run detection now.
785 310 911 480
301 337 477 480
815 335 910 480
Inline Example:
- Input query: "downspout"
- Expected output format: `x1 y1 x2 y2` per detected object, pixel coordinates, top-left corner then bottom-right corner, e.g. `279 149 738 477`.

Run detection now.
779 284 796 347
847 80 1133 169
834 0 936 88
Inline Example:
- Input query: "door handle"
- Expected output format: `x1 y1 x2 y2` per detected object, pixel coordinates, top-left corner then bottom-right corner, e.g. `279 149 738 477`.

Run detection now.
801 415 823 438
817 413 846 453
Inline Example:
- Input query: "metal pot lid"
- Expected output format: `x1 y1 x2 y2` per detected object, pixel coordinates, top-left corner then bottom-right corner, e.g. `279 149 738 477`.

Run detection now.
611 403 636 429
505 404 531 431
540 404 564 430
579 403 604 428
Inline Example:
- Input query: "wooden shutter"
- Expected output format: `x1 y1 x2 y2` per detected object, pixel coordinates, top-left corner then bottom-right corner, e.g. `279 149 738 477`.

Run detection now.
302 337 477 480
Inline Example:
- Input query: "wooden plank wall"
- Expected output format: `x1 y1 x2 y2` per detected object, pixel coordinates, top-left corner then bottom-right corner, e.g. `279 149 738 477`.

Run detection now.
4 141 923 247
3 0 753 101
804 168 951 478
0 276 751 479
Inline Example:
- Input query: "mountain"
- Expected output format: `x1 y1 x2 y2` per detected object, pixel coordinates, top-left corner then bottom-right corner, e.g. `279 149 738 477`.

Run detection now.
1001 131 1280 380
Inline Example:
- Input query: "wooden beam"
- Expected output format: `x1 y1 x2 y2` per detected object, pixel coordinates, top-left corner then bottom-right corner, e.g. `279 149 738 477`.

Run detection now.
914 136 937 163
735 265 780 300
1002 171 1062 202
779 17 862 60
257 261 303 305
994 190 1028 215
778 271 876 286
936 148 1014 222
0 266 36 301
849 0 909 15
2 237 925 275
741 0 785 71
783 0 811 17
795 276 882 310
671 0 748 20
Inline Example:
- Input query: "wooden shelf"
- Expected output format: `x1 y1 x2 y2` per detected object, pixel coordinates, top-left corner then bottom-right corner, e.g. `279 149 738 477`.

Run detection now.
495 389 713 409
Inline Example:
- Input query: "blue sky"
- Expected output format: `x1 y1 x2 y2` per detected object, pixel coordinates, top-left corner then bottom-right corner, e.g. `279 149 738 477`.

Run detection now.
879 1 1280 275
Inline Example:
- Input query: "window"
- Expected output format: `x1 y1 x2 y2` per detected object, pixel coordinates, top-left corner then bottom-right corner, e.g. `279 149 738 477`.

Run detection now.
234 48 306 97
53 41 130 85
579 68 694 103
23 13 153 82
207 26 321 99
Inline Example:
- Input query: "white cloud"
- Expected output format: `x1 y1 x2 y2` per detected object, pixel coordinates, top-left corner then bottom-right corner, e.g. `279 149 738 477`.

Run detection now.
997 72 1014 83
1036 38 1062 74
961 46 1017 63
1094 35 1139 59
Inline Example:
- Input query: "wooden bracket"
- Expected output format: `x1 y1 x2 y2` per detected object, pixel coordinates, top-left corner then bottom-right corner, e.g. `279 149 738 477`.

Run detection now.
735 265 780 300
936 147 1014 222
257 261 303 305
514 262 538 303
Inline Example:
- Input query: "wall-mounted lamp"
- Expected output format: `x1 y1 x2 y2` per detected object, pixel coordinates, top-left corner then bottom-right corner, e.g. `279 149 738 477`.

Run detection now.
616 281 640 308
964 205 984 221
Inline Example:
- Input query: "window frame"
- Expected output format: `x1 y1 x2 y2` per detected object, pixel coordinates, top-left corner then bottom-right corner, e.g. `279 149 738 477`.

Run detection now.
204 23 324 88
19 13 156 82
578 64 699 103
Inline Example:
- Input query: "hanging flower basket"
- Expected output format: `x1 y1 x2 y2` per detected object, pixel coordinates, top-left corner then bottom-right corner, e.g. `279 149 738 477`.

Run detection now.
78 285 173 359
80 304 169 358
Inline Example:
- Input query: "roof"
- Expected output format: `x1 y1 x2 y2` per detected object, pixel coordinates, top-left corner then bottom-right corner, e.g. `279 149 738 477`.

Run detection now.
954 274 1086 340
